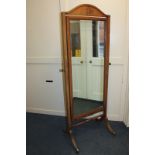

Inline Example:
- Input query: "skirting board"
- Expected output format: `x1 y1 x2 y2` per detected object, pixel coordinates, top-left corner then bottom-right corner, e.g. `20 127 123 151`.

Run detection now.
26 107 122 121
26 107 66 116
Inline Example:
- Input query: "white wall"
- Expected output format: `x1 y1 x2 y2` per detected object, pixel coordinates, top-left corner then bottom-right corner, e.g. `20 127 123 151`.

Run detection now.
26 0 129 122
26 0 65 115
27 0 62 58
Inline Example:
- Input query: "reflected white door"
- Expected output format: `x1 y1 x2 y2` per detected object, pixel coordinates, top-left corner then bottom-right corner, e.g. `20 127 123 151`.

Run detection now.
71 21 86 98
86 21 104 101
71 20 104 101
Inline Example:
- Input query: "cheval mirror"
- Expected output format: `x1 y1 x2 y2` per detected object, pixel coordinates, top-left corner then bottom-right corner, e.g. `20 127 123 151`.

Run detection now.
61 4 116 152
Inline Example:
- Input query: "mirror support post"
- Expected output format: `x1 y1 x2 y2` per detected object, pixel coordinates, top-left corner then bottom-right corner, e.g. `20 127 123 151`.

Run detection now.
103 15 116 135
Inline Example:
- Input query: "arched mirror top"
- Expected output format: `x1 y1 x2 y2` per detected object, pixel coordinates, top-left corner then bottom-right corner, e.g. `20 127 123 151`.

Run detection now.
63 4 109 18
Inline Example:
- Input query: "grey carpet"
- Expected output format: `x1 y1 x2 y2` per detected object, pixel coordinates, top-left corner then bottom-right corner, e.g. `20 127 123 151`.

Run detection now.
26 112 129 155
73 98 103 115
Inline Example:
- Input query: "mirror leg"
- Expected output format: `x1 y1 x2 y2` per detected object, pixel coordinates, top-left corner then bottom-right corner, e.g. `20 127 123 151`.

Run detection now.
104 118 116 136
67 129 80 153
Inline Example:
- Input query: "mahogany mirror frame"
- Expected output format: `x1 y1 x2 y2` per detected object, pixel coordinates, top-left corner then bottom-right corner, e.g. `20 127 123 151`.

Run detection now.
61 4 116 152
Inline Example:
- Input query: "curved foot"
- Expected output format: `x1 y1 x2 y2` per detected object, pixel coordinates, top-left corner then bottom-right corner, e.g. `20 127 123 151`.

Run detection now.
105 119 116 136
68 130 80 153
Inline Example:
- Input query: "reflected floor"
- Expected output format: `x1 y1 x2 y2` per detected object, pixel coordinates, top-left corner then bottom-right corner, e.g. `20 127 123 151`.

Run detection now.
73 97 103 115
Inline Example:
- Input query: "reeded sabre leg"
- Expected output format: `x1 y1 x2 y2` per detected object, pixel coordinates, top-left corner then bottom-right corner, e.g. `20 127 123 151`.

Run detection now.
68 130 79 153
104 118 116 135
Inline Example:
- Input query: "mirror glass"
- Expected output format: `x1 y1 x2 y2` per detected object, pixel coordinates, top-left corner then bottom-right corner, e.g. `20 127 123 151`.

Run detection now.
70 20 105 116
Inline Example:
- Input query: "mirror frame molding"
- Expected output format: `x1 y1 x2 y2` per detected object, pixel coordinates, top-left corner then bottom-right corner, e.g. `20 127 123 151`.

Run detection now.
61 4 115 152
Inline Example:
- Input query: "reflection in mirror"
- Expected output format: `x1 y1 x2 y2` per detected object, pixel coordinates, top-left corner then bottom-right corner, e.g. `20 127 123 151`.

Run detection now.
70 20 105 116
70 21 81 57
92 21 105 57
